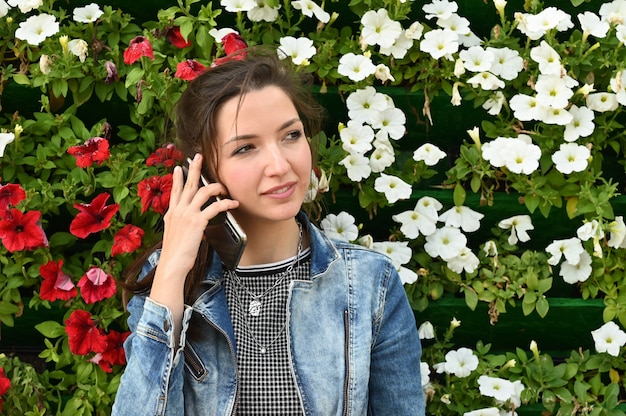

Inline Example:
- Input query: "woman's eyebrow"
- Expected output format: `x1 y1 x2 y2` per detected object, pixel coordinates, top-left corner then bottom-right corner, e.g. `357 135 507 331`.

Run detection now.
224 118 303 144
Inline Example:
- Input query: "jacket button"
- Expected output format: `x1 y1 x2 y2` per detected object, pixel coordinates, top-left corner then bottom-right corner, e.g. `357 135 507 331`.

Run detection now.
163 320 170 332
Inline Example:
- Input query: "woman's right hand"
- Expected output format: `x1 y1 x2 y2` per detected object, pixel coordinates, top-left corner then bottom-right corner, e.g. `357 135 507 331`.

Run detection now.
148 154 239 334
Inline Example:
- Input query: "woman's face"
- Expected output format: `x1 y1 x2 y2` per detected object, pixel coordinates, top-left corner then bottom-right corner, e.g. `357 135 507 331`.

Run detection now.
214 85 312 227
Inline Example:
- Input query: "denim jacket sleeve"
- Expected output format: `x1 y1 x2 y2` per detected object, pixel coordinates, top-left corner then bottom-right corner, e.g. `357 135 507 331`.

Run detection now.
368 264 425 415
111 253 194 416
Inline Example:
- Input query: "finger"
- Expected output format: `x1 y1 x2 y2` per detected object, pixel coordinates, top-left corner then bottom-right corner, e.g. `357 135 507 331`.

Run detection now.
168 165 185 208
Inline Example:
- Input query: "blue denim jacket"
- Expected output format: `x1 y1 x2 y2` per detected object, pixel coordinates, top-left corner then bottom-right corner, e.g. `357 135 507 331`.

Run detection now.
112 213 425 415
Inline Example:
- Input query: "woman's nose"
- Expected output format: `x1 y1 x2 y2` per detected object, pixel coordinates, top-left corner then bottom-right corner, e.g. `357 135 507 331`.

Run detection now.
264 146 290 176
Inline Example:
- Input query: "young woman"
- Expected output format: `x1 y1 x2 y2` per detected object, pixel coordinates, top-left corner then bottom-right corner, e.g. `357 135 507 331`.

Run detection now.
112 50 425 415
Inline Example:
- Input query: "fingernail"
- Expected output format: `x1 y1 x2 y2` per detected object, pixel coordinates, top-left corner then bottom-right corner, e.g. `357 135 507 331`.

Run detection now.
194 153 201 161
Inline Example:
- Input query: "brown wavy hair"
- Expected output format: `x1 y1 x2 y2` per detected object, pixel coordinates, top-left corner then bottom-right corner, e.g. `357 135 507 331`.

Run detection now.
123 47 326 306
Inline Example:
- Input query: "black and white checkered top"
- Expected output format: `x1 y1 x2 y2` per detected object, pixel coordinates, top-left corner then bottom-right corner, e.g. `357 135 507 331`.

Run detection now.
223 248 312 416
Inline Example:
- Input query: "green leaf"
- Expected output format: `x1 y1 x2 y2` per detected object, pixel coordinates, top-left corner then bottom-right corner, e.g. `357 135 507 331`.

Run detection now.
35 321 65 338
536 297 549 318
464 288 478 311
125 67 145 88
453 183 466 206
12 74 31 85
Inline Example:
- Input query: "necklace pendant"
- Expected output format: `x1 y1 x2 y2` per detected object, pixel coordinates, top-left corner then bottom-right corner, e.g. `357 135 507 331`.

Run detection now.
249 299 262 316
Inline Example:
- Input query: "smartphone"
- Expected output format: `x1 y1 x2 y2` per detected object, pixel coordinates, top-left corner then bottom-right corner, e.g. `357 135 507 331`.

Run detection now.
182 158 247 270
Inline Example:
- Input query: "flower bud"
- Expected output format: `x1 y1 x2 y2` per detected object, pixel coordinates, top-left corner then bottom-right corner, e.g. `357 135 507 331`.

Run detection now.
530 340 540 360
450 317 461 329
467 126 481 149
418 321 435 340
39 54 52 74
14 124 23 140
59 35 70 55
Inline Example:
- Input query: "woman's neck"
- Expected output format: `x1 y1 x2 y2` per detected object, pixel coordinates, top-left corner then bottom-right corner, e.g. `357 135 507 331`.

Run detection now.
236 217 306 266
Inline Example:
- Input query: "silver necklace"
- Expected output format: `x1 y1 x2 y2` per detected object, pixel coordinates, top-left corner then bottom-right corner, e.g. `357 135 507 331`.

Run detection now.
228 220 303 317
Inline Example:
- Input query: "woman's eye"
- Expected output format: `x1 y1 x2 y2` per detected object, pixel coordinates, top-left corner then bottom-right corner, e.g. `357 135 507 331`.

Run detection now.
285 130 303 141
233 144 254 155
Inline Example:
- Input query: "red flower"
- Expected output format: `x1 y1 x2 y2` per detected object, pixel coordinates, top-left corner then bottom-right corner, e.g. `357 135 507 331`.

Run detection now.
211 33 248 68
111 224 144 257
70 193 120 239
67 137 110 168
95 330 130 372
123 36 155 65
137 174 173 214
77 267 117 304
146 143 184 168
222 33 247 55
0 367 10 411
166 26 191 48
0 209 46 252
0 183 26 219
39 259 77 302
65 309 107 356
175 59 208 81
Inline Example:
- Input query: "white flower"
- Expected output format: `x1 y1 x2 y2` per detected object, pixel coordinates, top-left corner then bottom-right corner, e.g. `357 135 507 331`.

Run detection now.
339 153 371 182
413 143 446 166
15 13 59 46
424 226 467 260
398 266 418 285
437 13 471 37
370 107 406 140
0 0 9 18
478 375 516 402
346 86 389 125
0 132 15 157
379 29 414 59
467 72 505 90
291 0 330 23
542 106 573 126
552 143 590 174
486 47 524 80
8 0 42 13
509 93 548 121
504 138 541 174
39 54 52 74
338 53 377 82
498 215 534 245
610 70 626 106
439 205 484 232
248 1 280 22
68 39 89 63
420 362 431 387
577 219 605 257
320 212 359 242
459 46 494 72
361 8 402 48
423 0 458 21
406 21 424 40
374 64 395 82
458 30 482 48
419 28 459 60
463 408 500 416
578 11 610 38
340 121 374 154
374 173 412 203
535 74 574 109
607 216 626 248
517 7 573 40
545 237 585 266
560 249 592 283
591 321 626 357
221 0 256 12
564 105 595 142
278 36 316 65
372 240 412 270
415 196 444 221
392 205 438 239
443 347 479 377
616 24 626 43
530 40 562 75
73 3 103 23
209 28 237 42
418 321 435 339
484 240 498 257
446 246 480 274
587 92 619 112
369 147 395 173
482 91 506 115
